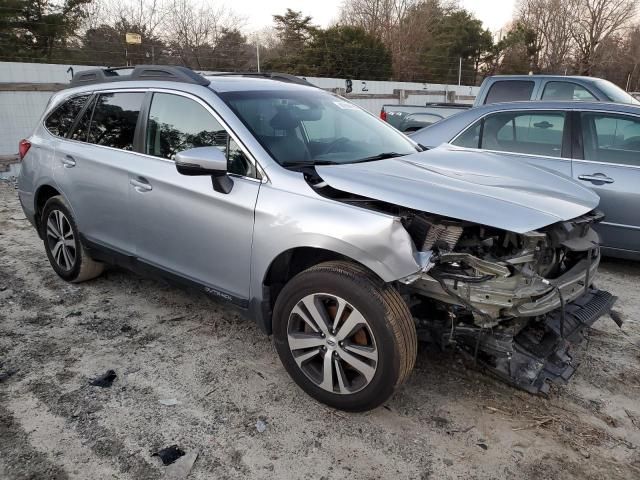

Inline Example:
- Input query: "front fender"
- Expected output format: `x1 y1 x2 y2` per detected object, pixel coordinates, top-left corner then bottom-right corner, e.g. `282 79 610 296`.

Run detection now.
250 184 423 308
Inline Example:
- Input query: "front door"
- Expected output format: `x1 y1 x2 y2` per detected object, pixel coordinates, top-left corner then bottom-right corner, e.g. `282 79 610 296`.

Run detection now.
573 112 640 254
129 91 261 304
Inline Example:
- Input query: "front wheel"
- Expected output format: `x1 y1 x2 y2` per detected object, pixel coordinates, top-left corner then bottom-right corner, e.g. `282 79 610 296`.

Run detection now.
273 261 417 411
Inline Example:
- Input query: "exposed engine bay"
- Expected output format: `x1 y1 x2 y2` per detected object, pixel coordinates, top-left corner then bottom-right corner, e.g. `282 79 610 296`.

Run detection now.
398 209 617 394
309 175 618 395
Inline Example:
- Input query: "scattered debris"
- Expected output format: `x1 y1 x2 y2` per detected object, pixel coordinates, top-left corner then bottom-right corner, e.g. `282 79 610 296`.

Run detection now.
610 309 624 328
625 409 640 430
0 289 14 301
89 369 117 388
476 443 488 450
153 445 185 466
163 450 199 480
159 398 181 406
256 419 267 433
65 311 82 318
485 406 511 415
0 368 18 382
512 417 553 432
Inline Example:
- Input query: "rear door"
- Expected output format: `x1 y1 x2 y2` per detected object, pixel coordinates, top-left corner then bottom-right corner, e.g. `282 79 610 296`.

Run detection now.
451 109 572 176
572 111 640 253
56 91 145 254
128 90 261 303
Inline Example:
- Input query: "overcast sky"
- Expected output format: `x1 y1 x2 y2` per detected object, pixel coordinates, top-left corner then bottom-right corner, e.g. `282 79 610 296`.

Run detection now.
233 0 517 33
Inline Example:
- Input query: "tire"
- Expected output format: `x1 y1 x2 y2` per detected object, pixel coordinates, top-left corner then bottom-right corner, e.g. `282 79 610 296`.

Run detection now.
273 260 417 411
41 195 104 283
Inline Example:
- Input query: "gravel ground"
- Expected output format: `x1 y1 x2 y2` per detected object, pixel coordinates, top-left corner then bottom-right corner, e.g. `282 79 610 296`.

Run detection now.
1 180 639 479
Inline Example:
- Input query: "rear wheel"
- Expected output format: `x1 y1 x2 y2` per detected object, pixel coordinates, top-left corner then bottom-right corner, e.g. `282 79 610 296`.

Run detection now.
273 261 417 411
41 196 104 283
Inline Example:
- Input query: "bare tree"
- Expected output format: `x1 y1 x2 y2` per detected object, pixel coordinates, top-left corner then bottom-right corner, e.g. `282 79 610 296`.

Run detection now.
339 0 457 80
572 0 638 75
163 0 243 69
517 0 580 73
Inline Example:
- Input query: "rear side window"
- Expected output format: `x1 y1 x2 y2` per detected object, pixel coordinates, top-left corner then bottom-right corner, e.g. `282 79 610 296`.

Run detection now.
482 111 566 157
44 95 90 137
452 120 481 148
69 96 96 142
581 113 640 166
484 81 534 105
541 82 596 101
87 92 144 150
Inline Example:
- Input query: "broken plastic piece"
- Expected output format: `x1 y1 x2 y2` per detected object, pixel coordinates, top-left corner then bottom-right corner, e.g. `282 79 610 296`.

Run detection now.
89 369 117 388
159 398 180 406
256 419 267 433
153 445 185 466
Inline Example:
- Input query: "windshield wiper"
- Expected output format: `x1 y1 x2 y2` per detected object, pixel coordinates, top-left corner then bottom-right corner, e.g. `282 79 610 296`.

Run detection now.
281 160 342 167
350 152 408 163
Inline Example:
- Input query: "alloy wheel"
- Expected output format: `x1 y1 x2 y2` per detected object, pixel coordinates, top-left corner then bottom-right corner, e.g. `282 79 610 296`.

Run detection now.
287 293 378 394
46 210 76 271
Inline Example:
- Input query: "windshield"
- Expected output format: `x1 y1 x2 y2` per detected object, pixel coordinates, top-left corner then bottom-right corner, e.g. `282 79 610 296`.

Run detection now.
595 79 640 105
219 89 418 166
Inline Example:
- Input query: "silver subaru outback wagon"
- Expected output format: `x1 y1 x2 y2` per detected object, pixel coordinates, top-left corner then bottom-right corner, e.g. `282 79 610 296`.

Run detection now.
18 66 617 411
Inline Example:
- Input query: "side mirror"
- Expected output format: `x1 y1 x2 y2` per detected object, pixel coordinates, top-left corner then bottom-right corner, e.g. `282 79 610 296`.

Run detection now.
175 146 233 193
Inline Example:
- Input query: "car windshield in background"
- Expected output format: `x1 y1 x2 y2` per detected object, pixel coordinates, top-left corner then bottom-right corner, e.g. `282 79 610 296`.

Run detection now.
219 90 418 167
595 79 640 105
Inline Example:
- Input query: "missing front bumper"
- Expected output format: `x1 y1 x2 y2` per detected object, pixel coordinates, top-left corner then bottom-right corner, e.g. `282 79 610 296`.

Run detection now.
428 288 617 395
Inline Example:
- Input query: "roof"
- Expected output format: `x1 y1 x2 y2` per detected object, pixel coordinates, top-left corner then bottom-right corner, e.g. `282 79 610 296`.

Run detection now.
463 100 640 114
69 65 318 93
487 75 601 82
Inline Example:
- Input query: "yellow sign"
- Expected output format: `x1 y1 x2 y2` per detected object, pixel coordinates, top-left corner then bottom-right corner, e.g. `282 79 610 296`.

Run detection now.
125 33 142 44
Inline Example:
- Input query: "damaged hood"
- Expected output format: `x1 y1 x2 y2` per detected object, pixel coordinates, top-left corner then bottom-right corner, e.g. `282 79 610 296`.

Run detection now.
315 145 600 233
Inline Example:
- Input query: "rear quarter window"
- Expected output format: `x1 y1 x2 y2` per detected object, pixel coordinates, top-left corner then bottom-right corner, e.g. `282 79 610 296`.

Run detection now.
484 81 534 105
44 94 91 138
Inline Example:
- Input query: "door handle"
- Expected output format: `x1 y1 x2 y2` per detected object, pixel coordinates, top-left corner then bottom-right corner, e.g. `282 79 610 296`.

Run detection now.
577 173 614 184
61 155 76 168
130 178 153 192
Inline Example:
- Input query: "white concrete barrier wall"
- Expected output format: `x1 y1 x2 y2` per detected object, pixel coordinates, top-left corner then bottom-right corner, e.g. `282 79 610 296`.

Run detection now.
0 62 479 155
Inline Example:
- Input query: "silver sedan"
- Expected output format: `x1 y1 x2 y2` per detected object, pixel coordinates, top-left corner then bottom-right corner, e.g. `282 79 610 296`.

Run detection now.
411 101 640 260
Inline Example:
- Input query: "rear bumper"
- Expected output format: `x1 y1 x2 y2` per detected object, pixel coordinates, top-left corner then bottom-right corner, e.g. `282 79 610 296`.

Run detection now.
18 190 37 230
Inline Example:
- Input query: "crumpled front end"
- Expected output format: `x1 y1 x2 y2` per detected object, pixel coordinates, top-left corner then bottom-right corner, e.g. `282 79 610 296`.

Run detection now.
400 209 618 394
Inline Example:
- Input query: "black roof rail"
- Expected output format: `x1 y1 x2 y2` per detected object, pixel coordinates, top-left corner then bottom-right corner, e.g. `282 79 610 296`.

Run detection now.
205 71 316 88
70 65 210 87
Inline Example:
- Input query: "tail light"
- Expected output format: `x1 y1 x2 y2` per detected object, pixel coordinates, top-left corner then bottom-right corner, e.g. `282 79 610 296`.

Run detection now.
19 139 31 159
380 108 387 122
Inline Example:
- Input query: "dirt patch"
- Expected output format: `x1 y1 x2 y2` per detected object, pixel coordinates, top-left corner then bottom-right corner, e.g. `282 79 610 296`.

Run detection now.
1 181 640 479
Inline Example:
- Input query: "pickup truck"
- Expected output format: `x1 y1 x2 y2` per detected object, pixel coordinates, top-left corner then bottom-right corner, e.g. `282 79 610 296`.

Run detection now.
474 75 640 106
380 103 470 132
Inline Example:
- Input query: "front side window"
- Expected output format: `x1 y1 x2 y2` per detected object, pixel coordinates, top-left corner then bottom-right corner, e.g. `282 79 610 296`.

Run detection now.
541 82 596 101
44 94 91 138
87 92 144 150
219 90 418 167
581 113 640 166
145 93 255 177
484 81 534 105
